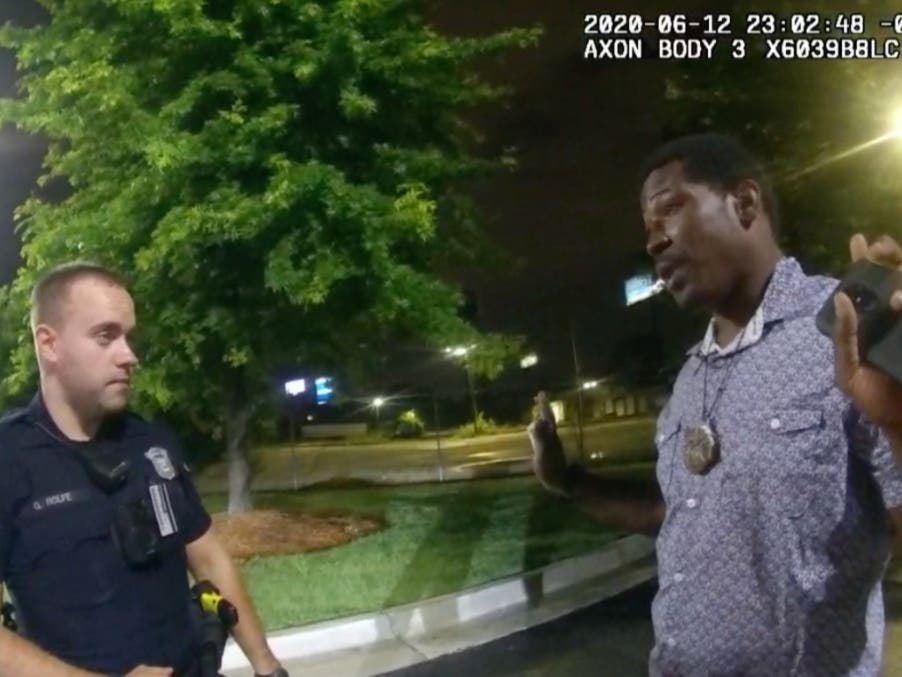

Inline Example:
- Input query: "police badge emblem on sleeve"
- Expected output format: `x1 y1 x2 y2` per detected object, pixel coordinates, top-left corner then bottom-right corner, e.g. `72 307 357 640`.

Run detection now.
145 446 177 480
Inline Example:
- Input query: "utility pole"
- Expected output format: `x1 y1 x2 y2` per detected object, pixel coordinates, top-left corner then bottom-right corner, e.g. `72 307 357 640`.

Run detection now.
465 366 479 435
569 315 585 463
433 391 445 482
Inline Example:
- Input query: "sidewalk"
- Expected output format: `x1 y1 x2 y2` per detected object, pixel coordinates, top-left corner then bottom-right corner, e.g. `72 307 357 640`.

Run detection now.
388 578 902 677
221 535 657 677
222 548 902 677
385 582 657 676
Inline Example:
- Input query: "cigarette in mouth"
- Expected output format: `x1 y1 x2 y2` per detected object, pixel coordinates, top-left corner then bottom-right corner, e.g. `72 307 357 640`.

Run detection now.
649 279 666 296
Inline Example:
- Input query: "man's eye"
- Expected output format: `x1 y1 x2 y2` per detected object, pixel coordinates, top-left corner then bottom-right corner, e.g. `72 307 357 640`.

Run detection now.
663 201 682 216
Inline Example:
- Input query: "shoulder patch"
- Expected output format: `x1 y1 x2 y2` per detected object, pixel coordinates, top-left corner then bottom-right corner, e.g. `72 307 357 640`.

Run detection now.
145 446 178 480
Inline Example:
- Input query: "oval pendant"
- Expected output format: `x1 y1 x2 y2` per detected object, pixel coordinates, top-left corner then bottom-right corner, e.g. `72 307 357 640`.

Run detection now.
683 424 720 475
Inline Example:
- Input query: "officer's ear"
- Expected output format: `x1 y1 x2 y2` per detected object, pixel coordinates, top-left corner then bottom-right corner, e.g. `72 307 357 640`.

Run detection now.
33 324 60 364
727 179 762 231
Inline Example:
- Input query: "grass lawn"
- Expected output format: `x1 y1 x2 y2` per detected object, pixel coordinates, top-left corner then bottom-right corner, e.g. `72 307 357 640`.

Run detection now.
203 471 654 631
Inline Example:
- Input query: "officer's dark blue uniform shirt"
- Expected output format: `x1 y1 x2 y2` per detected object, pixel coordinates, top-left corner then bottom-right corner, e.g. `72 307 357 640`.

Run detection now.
0 393 212 674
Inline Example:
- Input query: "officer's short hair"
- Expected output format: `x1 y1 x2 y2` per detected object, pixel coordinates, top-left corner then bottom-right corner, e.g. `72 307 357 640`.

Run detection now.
31 262 128 331
638 132 780 237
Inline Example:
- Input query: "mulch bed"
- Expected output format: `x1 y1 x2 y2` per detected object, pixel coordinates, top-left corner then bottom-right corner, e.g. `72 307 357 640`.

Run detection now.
211 510 382 559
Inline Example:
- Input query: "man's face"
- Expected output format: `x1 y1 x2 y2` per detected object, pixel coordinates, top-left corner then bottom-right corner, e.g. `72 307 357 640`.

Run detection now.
640 160 743 310
43 277 139 415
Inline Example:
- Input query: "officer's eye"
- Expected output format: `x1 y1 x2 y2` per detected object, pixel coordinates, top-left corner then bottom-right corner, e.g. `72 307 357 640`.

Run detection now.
662 200 683 217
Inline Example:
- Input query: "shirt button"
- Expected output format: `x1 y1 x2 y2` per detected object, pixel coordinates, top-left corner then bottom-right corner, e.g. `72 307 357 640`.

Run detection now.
657 434 666 444
769 417 781 430
673 573 685 583
686 498 698 509
666 637 677 648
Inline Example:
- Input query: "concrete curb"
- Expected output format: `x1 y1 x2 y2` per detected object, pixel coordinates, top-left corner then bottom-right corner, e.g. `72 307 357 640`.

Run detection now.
221 534 656 675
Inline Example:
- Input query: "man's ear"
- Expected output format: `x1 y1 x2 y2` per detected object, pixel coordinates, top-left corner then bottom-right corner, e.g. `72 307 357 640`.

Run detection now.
34 324 59 365
729 179 763 230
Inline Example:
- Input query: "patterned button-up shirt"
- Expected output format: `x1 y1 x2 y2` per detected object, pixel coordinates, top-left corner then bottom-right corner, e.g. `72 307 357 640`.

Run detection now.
651 257 902 677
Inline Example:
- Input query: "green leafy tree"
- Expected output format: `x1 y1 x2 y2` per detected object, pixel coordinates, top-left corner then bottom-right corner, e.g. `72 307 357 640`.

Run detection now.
659 0 902 273
443 334 523 434
393 408 424 438
0 0 539 512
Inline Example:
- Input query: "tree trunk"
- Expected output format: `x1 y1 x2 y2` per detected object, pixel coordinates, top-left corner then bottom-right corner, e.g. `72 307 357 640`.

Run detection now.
225 384 254 514
465 366 479 435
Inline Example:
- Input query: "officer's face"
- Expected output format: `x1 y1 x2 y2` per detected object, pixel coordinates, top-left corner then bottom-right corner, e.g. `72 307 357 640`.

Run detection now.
49 277 139 414
640 160 747 311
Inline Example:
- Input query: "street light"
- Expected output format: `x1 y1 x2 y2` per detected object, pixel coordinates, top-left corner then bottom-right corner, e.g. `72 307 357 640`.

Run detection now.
893 108 902 138
785 106 902 182
521 353 540 411
582 380 599 390
444 344 480 435
444 344 474 358
282 378 306 491
372 396 385 426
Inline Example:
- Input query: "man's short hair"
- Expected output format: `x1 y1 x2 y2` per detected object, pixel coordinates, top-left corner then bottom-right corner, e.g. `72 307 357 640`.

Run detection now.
638 132 781 236
31 262 128 330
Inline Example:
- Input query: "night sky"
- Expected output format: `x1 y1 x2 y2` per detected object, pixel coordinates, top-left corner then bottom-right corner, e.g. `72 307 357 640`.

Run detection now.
0 0 719 382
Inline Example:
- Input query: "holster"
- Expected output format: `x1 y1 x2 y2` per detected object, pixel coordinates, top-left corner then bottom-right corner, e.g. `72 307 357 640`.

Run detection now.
190 580 239 677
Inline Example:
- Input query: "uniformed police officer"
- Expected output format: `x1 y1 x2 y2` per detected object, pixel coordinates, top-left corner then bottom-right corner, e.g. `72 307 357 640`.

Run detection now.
0 263 288 677
0 624 122 676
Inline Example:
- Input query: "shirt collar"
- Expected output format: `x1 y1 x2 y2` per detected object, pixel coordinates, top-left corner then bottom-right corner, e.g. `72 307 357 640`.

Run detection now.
26 391 61 433
26 391 123 442
688 256 807 357
698 305 764 357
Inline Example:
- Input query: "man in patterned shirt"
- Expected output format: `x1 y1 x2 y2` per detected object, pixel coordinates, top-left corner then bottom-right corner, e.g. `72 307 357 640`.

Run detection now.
528 132 902 676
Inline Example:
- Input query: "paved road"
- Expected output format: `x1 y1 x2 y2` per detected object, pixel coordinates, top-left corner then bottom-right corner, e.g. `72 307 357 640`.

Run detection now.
383 582 657 677
383 576 902 677
196 418 656 491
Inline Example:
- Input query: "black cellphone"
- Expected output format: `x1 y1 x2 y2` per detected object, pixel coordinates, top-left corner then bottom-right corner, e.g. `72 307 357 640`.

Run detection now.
815 259 902 384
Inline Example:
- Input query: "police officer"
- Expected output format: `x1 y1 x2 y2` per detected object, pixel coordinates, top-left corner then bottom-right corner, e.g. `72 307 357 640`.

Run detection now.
0 624 124 676
0 263 288 677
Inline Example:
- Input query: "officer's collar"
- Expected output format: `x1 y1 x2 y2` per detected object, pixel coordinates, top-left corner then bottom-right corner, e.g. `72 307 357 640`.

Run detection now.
685 256 806 357
26 391 125 443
